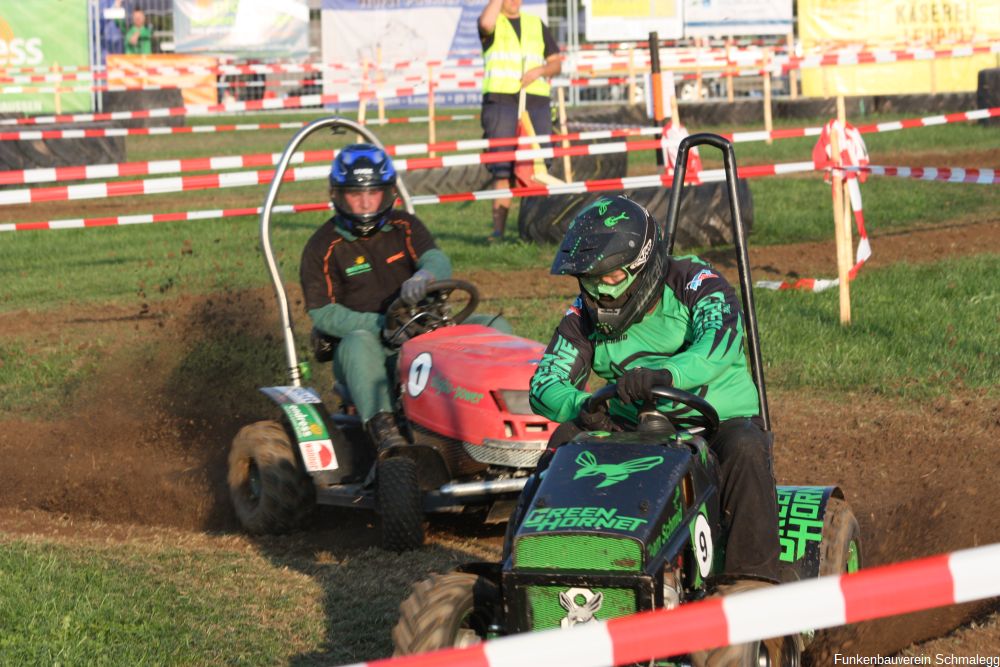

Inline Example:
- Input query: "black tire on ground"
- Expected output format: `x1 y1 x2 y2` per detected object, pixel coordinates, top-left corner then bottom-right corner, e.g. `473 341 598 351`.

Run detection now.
399 164 492 196
377 456 424 552
549 149 628 183
392 572 500 655
977 68 1000 127
228 420 314 534
516 180 753 249
818 497 862 576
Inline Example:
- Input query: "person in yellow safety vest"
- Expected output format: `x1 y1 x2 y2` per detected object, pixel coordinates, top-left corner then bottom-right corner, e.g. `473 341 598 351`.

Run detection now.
478 0 561 243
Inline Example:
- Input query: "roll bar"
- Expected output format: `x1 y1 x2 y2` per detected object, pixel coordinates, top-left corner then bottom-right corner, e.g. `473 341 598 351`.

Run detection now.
661 134 770 431
258 117 414 387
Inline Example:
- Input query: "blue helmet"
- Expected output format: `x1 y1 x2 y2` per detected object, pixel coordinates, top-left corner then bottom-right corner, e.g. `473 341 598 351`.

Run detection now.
329 143 398 236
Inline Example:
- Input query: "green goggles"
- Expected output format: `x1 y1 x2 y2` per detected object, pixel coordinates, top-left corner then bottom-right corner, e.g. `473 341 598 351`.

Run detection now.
579 268 638 300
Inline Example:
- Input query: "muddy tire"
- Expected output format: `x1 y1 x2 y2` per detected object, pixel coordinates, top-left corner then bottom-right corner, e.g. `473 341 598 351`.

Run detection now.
228 420 314 534
819 497 862 575
691 580 801 667
377 456 424 552
392 572 500 655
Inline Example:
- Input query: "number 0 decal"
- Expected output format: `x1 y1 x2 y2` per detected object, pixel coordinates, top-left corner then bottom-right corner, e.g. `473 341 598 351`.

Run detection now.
407 352 432 397
693 513 713 578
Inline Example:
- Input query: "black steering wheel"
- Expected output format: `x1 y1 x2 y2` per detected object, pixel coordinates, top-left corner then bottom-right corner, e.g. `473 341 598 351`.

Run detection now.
383 279 479 346
584 383 720 440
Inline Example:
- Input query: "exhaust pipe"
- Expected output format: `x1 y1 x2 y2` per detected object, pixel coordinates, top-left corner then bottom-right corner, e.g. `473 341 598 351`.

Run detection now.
438 477 528 498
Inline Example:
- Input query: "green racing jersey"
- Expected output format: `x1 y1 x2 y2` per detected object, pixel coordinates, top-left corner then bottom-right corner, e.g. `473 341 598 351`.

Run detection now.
529 255 760 425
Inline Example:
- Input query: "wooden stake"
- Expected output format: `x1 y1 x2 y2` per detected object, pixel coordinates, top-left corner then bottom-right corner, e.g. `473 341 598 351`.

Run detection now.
832 95 852 325
627 46 636 104
52 61 62 115
763 48 773 145
787 32 798 99
694 38 704 101
726 37 735 103
427 64 436 158
376 46 385 123
356 97 368 141
557 85 572 181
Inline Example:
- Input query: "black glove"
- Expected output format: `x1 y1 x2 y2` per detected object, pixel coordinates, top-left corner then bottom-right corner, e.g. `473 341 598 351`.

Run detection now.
576 396 617 432
616 367 673 405
400 269 435 305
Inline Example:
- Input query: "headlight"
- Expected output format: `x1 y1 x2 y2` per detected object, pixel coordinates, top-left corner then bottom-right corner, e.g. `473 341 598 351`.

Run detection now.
493 389 534 415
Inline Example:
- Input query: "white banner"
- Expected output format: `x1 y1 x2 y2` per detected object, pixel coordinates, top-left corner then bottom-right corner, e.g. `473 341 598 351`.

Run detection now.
321 0 549 108
683 0 793 37
583 0 684 42
173 0 310 57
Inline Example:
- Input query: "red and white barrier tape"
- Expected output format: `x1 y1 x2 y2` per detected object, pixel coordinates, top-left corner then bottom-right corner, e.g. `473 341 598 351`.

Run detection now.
0 126 660 186
0 138 681 206
330 544 1000 667
0 86 432 127
0 161 814 232
0 113 478 143
847 165 1000 184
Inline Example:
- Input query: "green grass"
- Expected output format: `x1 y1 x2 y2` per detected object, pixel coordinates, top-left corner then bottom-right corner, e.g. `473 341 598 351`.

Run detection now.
758 254 1000 396
0 534 494 665
0 539 325 665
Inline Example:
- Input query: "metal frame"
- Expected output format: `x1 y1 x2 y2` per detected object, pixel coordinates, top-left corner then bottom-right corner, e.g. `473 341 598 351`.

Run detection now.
257 116 414 387
662 133 771 431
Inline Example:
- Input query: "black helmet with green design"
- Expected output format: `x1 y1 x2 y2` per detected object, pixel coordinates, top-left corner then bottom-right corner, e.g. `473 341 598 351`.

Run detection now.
551 195 666 338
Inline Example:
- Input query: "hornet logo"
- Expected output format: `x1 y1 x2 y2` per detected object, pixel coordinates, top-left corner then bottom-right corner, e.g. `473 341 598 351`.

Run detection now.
559 588 603 628
685 268 718 291
574 450 664 488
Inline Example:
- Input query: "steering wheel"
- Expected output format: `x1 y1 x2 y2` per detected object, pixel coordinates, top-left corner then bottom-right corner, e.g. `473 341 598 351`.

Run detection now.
584 383 720 440
383 279 479 346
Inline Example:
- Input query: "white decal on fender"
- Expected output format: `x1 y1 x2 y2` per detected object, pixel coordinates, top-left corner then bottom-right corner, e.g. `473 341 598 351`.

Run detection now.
694 513 714 578
407 351 432 397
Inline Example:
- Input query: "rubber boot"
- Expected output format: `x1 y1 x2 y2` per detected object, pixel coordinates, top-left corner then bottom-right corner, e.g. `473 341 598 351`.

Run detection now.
366 412 407 455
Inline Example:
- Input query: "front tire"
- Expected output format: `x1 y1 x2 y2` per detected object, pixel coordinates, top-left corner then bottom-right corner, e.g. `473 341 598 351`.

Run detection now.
228 420 314 534
819 497 862 575
377 456 424 552
393 573 499 655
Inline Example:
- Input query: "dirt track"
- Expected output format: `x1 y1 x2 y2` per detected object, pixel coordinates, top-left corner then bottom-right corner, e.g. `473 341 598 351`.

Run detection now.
1 219 998 658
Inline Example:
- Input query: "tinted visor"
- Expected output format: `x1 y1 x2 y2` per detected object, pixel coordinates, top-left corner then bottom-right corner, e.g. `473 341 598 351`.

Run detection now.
579 268 637 300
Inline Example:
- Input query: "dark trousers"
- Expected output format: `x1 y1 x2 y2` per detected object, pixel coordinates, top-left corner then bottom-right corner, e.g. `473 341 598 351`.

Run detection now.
521 417 780 583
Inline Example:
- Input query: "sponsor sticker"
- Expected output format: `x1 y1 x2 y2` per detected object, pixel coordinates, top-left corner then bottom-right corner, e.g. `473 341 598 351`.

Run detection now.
299 439 339 472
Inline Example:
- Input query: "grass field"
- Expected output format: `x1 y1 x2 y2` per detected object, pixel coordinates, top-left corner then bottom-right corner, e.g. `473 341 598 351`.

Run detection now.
1 103 998 664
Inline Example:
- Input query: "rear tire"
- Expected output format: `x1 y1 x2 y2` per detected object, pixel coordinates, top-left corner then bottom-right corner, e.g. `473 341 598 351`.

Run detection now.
392 573 499 655
228 420 314 534
377 456 424 552
819 497 862 575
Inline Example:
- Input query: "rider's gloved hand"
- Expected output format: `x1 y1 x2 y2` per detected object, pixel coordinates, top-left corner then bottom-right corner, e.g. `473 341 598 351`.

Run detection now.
616 367 673 405
400 269 435 305
576 396 618 432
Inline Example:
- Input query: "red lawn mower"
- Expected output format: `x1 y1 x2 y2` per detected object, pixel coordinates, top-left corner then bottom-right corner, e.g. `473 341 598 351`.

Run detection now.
226 117 557 551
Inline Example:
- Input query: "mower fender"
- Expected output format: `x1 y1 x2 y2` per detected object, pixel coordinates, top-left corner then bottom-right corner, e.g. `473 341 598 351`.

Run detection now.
455 561 503 587
775 485 844 582
259 386 358 485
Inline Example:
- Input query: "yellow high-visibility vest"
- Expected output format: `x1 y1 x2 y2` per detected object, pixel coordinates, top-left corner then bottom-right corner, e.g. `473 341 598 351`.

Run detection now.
483 14 550 97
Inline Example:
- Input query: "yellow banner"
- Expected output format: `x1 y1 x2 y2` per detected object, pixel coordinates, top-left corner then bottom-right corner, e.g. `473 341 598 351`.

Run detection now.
590 0 677 19
107 54 218 106
798 0 1000 95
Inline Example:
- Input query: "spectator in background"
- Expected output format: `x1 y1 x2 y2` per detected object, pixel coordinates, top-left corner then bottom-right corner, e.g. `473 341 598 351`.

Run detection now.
100 0 127 59
125 9 153 55
478 0 561 242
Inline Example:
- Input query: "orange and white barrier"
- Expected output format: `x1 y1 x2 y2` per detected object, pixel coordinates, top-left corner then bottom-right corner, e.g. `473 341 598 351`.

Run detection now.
0 114 478 143
847 165 1000 184
330 544 1000 667
0 161 816 232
